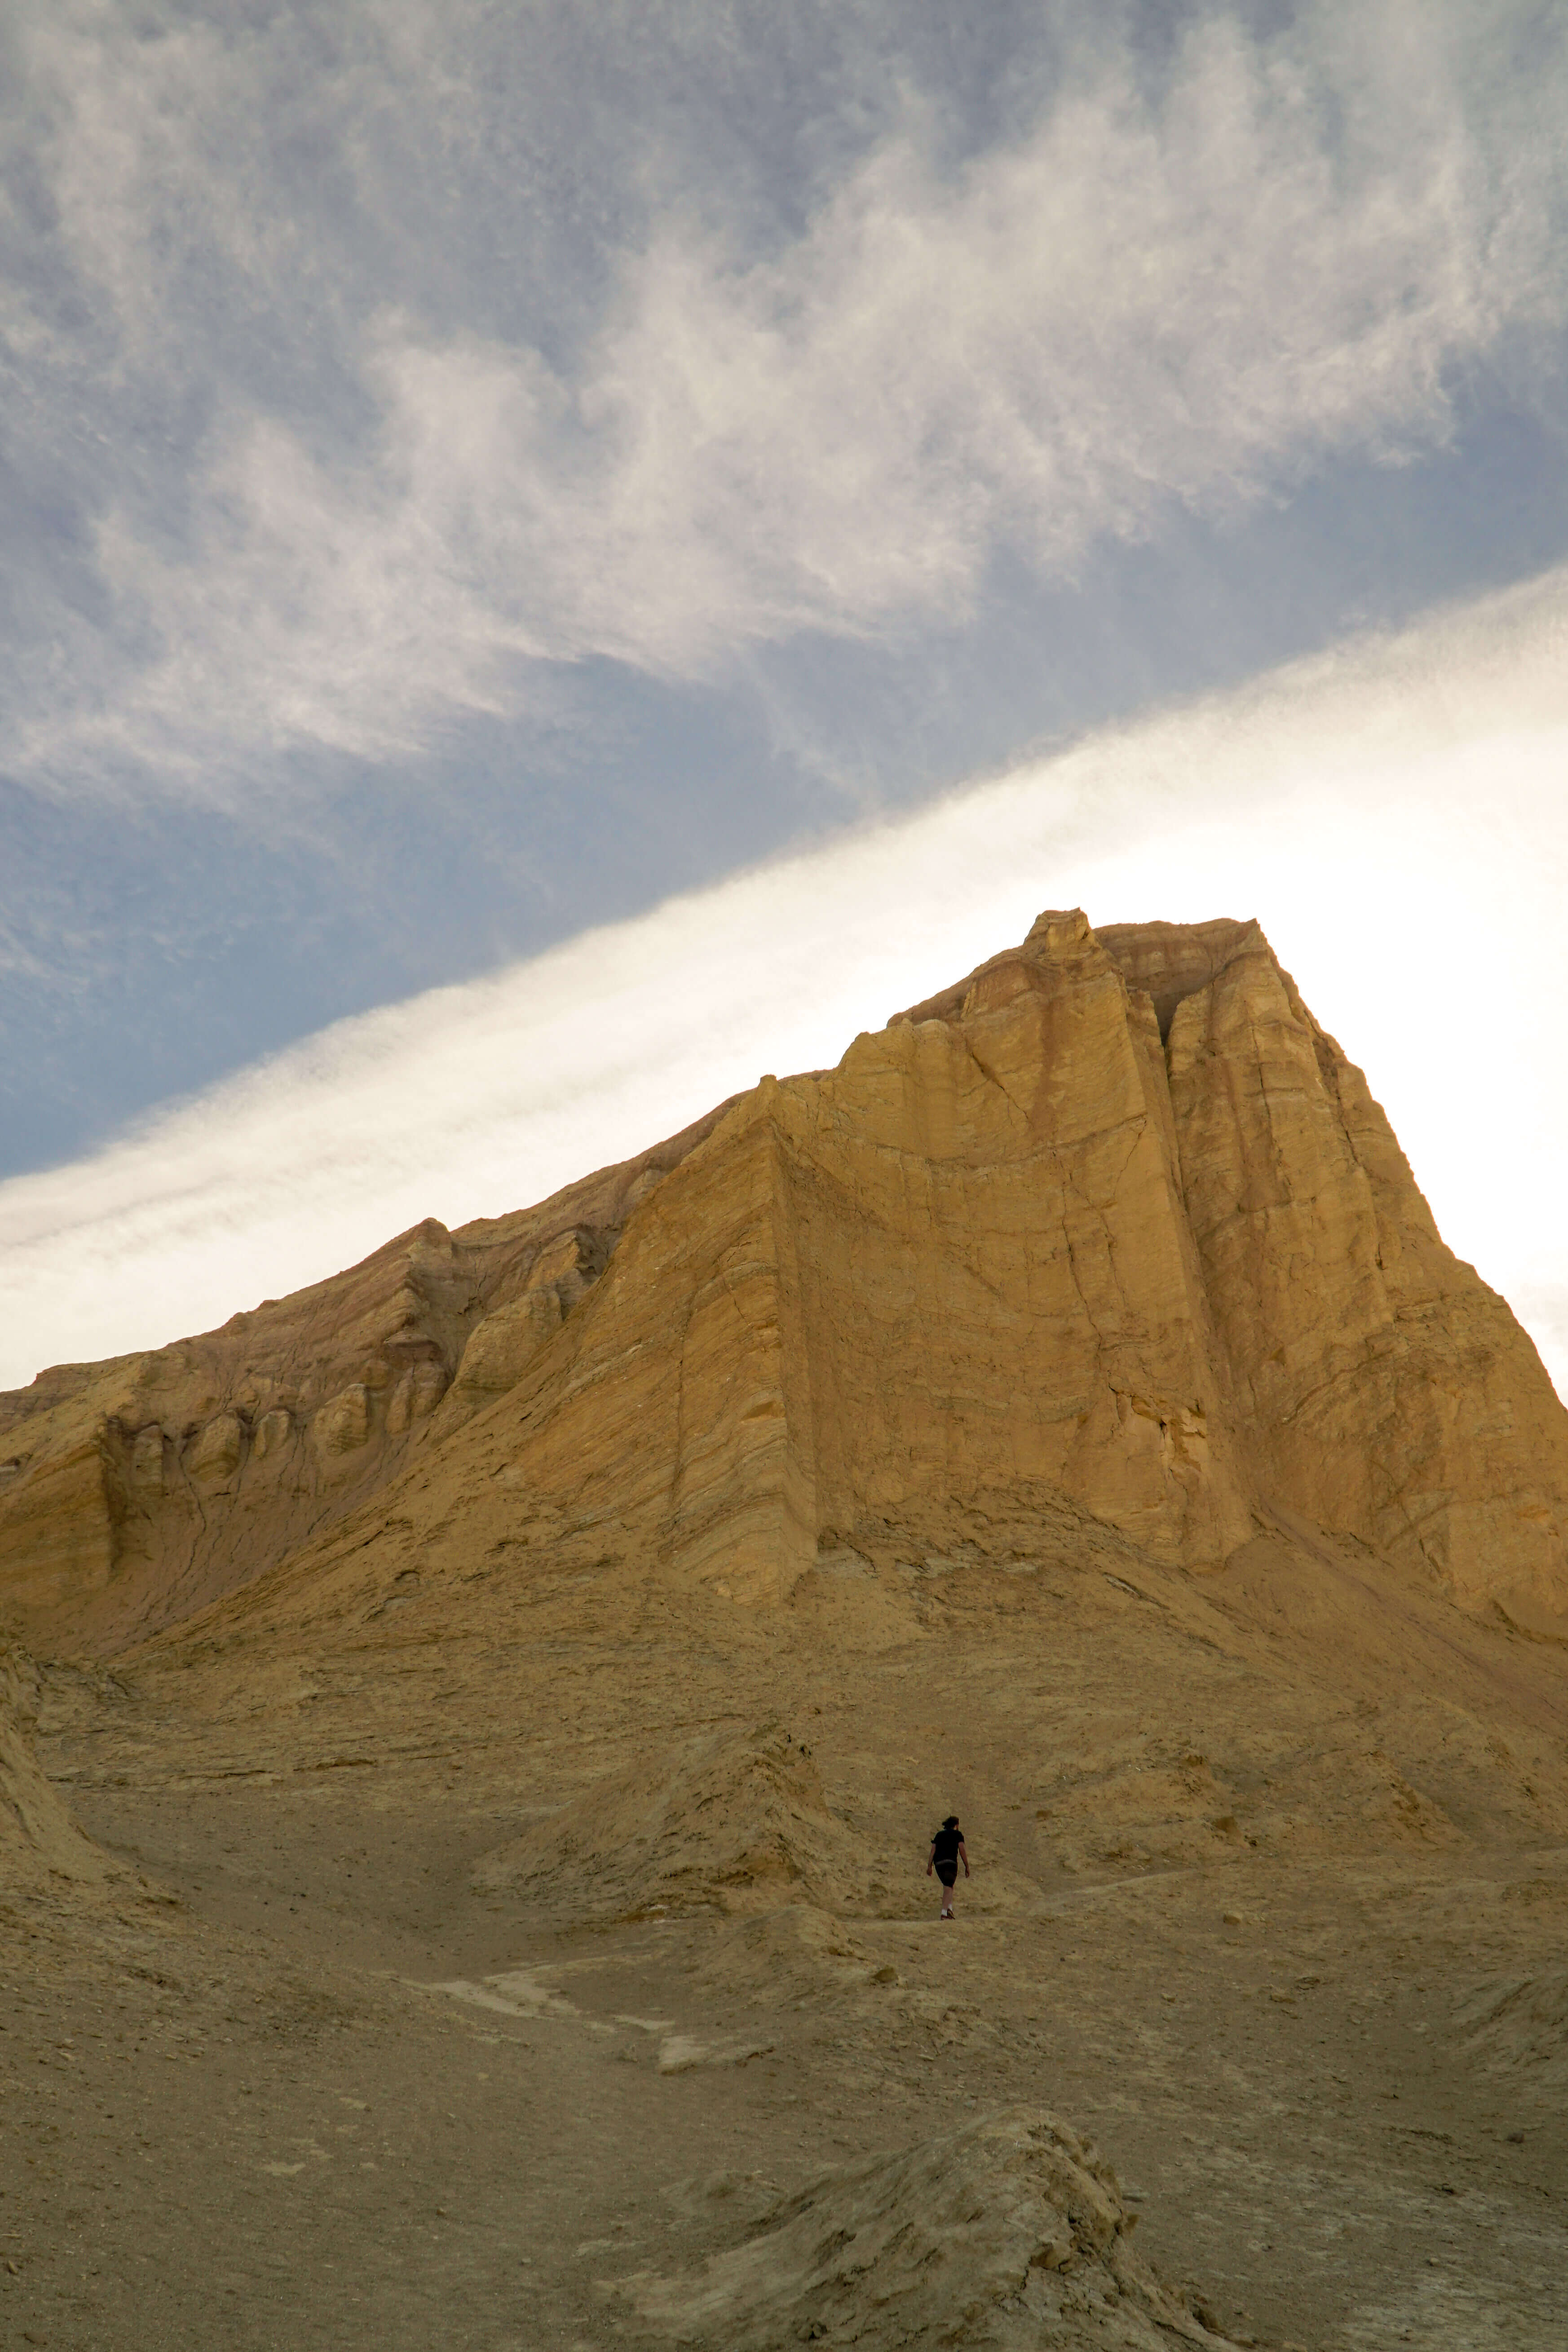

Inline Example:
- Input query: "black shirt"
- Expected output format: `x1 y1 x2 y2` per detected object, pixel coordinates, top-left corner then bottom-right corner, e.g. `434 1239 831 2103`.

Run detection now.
931 1825 963 1864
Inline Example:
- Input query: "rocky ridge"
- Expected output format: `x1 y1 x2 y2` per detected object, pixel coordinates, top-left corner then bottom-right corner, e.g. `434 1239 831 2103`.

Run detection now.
10 905 1560 1653
0 1101 733 1649
4 911 1566 1655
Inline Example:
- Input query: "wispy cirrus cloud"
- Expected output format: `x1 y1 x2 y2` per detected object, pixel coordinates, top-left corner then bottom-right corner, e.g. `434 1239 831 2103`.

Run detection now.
8 1 1567 795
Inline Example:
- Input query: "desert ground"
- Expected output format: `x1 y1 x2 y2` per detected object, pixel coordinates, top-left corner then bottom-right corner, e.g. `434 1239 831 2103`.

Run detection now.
4 1508 1566 2352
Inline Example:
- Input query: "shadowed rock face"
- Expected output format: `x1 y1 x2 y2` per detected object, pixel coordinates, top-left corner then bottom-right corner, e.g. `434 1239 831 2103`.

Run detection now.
2 911 1564 1651
0 1651 108 1884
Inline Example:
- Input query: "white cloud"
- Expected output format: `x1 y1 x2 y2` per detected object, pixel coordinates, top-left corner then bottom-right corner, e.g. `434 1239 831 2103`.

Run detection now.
15 0 1568 787
3 562 1566 1398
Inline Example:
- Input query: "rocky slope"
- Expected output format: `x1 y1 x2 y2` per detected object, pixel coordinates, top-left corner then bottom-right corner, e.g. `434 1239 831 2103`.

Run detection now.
621 2106 1229 2350
2 910 1564 1655
0 1648 109 1888
0 1101 733 1650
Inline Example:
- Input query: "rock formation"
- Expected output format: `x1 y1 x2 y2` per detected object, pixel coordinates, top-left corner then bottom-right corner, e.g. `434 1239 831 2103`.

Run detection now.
621 2106 1228 2350
0 1102 733 1649
1100 917 1568 1622
0 1649 108 1885
472 1723 862 1923
2 910 1564 1650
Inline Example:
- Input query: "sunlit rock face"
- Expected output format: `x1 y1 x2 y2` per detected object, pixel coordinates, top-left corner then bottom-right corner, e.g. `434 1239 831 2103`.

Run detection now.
1 911 1564 1650
0 1105 732 1648
1099 918 1568 1624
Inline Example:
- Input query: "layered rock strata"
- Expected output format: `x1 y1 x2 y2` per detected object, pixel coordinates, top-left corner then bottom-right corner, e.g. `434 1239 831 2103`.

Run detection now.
1101 919 1567 1614
622 2106 1228 2351
0 1649 108 1883
0 1102 733 1647
2 911 1564 1647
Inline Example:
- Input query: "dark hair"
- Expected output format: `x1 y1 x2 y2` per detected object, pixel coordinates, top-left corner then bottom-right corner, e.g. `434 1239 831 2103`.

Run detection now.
941 1815 960 1830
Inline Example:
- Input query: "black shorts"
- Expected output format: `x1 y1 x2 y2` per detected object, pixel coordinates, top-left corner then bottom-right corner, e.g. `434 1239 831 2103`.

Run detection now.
935 1861 958 1887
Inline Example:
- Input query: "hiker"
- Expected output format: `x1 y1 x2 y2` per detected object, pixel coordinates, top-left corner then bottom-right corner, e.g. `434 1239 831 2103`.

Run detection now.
926 1815 968 1918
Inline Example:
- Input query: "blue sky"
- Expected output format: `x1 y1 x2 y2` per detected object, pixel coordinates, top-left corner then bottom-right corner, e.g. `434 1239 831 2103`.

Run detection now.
3 1 1568 1393
6 0 1567 1169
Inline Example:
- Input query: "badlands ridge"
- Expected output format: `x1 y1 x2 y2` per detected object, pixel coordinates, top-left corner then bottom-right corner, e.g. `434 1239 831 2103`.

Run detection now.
1 911 1565 2351
4 907 1565 1649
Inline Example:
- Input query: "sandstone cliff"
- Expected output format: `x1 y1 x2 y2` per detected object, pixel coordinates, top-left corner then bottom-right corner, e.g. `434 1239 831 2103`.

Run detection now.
2 911 1563 1649
1100 918 1568 1621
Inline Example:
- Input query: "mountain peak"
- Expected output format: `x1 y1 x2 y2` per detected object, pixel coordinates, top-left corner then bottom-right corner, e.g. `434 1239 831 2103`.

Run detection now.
3 910 1564 1652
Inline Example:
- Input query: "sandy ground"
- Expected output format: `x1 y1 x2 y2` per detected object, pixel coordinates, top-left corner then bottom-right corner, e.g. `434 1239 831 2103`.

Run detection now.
3 1538 1566 2349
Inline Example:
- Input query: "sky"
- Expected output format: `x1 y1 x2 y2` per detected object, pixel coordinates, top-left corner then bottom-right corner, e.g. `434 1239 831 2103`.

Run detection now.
3 0 1567 1394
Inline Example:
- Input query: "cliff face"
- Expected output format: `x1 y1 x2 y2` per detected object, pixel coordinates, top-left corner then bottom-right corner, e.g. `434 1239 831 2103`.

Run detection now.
1099 919 1568 1619
2 911 1564 1649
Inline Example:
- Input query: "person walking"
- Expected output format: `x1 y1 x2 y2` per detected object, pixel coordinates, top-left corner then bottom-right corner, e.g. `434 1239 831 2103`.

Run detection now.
926 1815 968 1918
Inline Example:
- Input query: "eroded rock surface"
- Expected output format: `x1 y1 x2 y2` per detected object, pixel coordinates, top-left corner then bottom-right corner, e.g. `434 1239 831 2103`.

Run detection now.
0 1650 107 1885
1103 918 1568 1621
473 1723 863 1921
622 2107 1230 2351
0 1102 732 1648
2 911 1564 1649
